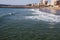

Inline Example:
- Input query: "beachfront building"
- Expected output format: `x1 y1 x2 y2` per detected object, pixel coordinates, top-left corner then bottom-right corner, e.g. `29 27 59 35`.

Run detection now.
40 0 60 7
51 0 58 6
51 0 56 6
55 0 60 6
50 0 60 7
48 0 60 7
40 0 48 5
43 0 48 5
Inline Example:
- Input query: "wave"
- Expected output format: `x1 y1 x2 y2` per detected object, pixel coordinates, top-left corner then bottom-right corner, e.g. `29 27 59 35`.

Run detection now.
0 12 15 18
25 9 60 23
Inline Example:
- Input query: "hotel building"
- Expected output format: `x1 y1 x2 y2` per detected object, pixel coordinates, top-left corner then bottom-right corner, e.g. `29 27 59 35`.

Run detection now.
40 0 48 5
51 0 60 6
40 0 60 7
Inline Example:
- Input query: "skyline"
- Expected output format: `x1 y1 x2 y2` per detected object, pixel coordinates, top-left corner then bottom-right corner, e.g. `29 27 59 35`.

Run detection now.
0 0 51 5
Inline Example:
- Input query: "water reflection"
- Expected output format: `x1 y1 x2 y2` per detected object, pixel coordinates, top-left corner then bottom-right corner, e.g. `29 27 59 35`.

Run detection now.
49 22 55 28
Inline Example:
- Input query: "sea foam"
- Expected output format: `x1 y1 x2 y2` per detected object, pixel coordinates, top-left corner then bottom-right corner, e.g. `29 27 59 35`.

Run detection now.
25 9 60 23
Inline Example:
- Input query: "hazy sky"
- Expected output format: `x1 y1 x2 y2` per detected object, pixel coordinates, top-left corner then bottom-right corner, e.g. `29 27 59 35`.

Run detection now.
0 0 50 5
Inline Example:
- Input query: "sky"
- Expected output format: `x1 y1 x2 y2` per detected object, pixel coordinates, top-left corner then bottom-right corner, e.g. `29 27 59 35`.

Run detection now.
0 0 50 5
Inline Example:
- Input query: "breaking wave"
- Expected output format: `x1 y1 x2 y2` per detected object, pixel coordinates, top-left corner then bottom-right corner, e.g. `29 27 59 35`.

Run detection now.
25 9 60 23
0 12 15 18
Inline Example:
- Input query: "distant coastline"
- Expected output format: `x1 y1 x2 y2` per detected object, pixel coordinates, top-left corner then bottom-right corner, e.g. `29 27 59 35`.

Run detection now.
0 4 39 8
0 4 60 10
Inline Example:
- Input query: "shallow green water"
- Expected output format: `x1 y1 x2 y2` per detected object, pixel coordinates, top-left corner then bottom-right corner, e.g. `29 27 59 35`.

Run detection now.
0 8 60 40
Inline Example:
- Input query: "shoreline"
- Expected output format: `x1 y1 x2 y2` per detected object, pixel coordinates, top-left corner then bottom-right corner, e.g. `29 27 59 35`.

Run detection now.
0 6 60 10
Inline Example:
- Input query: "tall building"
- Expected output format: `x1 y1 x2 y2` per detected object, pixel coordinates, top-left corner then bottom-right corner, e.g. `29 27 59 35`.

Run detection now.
55 0 60 5
51 0 57 6
43 0 47 5
51 0 60 6
40 0 60 7
40 0 48 5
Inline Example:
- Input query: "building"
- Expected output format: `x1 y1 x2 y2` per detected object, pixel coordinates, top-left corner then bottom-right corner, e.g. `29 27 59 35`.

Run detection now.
55 0 60 6
26 4 33 6
40 0 46 4
43 0 48 5
40 0 48 5
51 0 58 6
40 0 60 7
51 0 60 7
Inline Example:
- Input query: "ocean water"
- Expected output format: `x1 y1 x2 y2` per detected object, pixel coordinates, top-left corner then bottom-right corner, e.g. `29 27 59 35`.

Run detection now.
0 8 60 40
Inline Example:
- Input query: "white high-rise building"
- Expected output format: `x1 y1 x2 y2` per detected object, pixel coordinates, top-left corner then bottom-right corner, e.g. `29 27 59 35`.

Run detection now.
40 0 60 6
43 0 47 4
40 0 48 5
51 0 57 6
